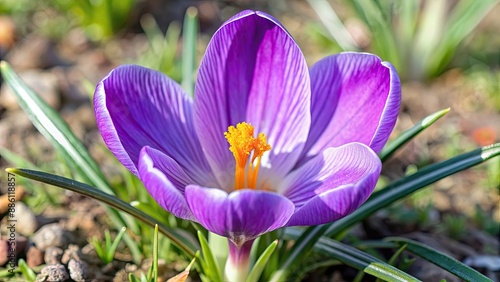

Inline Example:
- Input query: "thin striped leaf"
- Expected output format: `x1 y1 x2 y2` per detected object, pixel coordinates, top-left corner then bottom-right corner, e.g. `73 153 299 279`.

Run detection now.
152 224 159 282
379 108 450 162
0 147 37 169
282 228 421 282
18 259 36 282
428 0 498 76
351 0 401 70
385 237 492 282
306 0 359 51
208 231 229 276
246 240 278 282
197 231 223 282
0 61 109 191
181 7 198 97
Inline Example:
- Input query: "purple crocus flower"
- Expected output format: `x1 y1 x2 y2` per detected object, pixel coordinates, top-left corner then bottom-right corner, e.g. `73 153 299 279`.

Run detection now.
94 10 400 280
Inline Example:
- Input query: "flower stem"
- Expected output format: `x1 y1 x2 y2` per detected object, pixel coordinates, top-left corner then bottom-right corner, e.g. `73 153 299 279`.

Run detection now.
225 239 254 282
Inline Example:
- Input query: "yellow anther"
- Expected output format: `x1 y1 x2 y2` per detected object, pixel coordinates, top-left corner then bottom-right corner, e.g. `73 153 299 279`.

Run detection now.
224 123 255 168
252 133 271 163
224 122 271 190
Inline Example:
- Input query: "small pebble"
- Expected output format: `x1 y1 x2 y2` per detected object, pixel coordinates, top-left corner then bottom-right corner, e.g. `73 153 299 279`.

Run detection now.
61 244 82 264
5 35 66 69
0 16 15 49
463 255 500 271
113 269 129 282
44 247 64 265
36 264 69 282
26 245 44 268
0 240 10 266
0 186 25 214
31 223 71 251
68 259 89 281
14 202 39 236
0 237 28 266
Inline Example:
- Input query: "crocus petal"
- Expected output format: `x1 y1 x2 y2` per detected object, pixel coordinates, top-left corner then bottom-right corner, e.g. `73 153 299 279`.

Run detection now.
281 143 381 226
94 65 215 186
137 146 195 221
185 185 295 244
194 10 311 188
286 182 374 226
300 52 400 163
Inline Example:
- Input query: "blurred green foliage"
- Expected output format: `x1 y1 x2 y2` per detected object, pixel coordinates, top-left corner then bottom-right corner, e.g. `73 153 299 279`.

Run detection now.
0 0 136 41
0 0 36 14
51 0 136 41
91 227 128 265
442 214 468 240
466 66 500 111
135 14 182 81
17 259 36 282
308 0 499 80
0 0 67 38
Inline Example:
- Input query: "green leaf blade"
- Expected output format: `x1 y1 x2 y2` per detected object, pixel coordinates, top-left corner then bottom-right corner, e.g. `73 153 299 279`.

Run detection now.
181 7 198 97
246 240 278 282
6 168 198 257
284 229 421 282
18 259 36 282
197 231 223 282
107 227 127 263
385 237 492 282
428 0 499 76
0 61 112 194
379 108 450 162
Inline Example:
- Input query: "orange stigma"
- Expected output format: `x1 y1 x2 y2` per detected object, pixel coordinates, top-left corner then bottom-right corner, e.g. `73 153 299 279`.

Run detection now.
224 122 271 190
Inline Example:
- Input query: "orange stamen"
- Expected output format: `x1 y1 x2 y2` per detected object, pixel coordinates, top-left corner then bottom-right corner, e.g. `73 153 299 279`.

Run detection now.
224 122 271 190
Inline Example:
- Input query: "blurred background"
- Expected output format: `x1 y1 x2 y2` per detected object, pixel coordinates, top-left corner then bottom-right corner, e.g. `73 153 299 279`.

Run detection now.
0 0 498 280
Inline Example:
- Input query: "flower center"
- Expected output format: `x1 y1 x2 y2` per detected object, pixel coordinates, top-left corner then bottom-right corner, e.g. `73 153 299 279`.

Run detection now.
224 122 271 190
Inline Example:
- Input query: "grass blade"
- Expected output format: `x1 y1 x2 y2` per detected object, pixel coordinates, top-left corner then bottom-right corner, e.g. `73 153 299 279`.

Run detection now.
270 224 328 282
283 229 421 282
197 231 223 282
167 255 197 282
108 227 127 263
306 0 359 51
351 0 401 70
208 231 229 276
18 259 36 282
0 147 37 169
314 243 419 282
181 7 198 97
153 224 159 282
385 237 492 282
6 168 198 257
246 240 278 282
379 108 450 162
0 61 109 191
428 0 498 76
410 0 447 79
